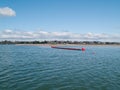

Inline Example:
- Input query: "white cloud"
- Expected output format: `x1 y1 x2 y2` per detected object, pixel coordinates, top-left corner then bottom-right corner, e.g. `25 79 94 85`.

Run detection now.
0 29 120 42
0 7 16 16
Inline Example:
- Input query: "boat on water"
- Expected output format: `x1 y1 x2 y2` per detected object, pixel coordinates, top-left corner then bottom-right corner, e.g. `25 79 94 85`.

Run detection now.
51 46 85 51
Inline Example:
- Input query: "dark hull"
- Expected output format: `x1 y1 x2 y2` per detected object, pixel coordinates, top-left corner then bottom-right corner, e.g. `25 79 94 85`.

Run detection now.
51 46 84 51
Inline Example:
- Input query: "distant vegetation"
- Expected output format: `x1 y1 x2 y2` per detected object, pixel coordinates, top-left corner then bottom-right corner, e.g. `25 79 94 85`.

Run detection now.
0 40 120 45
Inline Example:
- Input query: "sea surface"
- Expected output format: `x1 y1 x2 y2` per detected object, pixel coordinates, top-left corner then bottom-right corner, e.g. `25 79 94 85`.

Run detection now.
0 45 120 90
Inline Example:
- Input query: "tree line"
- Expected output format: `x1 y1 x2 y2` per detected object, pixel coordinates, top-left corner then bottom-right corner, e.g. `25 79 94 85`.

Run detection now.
0 40 120 45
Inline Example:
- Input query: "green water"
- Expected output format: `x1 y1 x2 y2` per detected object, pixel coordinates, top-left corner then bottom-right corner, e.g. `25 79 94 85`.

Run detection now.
0 45 120 90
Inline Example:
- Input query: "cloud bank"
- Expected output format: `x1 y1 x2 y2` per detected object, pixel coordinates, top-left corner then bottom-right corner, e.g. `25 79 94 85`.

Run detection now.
0 7 16 16
0 29 120 42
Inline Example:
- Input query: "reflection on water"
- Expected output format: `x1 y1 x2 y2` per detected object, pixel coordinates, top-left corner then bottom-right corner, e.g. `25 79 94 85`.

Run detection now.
0 45 120 90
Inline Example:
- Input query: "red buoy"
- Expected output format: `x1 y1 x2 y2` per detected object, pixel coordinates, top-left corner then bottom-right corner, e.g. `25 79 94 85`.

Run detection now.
82 47 85 51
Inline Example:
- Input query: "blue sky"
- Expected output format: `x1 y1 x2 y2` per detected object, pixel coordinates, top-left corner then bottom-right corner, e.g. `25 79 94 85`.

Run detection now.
0 0 120 41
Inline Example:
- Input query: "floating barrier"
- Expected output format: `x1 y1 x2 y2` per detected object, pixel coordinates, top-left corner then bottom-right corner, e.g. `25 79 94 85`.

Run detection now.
51 46 85 51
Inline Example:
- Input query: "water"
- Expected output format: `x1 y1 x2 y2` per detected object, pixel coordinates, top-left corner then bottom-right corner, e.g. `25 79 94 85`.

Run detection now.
0 45 120 90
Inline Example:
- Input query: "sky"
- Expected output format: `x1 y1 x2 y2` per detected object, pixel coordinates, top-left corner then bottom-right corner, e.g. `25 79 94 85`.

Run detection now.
0 0 120 42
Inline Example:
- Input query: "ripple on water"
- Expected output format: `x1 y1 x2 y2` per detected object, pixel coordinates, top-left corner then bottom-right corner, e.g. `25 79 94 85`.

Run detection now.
0 45 120 90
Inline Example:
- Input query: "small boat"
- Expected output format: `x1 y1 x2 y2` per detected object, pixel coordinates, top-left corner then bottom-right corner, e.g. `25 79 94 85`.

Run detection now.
51 46 85 51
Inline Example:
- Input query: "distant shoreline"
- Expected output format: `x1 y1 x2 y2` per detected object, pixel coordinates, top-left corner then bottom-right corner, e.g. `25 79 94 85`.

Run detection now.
15 44 120 47
0 40 120 46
